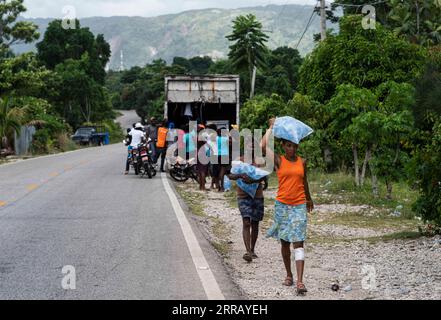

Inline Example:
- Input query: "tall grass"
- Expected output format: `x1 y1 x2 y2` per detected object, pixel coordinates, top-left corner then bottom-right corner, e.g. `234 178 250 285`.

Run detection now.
267 170 418 219
309 171 418 218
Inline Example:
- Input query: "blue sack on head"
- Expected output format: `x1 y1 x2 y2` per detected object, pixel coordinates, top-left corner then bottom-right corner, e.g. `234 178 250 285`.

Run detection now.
272 116 314 144
231 161 271 198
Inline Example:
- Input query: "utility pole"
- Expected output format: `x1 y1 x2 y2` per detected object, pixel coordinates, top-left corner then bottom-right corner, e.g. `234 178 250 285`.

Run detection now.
250 65 257 99
320 0 327 41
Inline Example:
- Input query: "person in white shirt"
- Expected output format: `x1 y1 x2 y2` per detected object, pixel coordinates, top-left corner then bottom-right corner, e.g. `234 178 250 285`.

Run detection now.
129 123 146 148
125 123 146 175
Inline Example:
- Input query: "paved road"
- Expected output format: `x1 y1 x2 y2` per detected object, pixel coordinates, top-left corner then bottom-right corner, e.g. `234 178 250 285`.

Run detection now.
0 112 238 299
116 110 142 130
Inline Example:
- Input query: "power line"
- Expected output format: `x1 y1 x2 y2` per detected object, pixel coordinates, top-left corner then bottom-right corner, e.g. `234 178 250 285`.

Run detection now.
275 0 383 51
272 0 309 46
295 1 319 50
326 0 387 8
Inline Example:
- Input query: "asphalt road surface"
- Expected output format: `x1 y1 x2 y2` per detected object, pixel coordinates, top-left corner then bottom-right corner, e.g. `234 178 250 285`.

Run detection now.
0 112 239 300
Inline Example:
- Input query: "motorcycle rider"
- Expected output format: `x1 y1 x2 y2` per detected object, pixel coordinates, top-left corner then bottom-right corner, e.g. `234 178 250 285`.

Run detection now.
125 123 146 175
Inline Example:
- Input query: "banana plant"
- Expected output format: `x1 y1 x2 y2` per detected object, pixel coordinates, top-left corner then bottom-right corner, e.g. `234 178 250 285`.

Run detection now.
0 95 23 150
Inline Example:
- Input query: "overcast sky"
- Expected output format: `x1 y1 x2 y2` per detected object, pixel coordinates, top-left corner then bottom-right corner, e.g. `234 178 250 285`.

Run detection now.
22 0 319 18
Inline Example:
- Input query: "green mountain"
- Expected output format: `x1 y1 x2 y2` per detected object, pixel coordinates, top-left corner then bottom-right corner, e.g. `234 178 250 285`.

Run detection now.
14 4 339 70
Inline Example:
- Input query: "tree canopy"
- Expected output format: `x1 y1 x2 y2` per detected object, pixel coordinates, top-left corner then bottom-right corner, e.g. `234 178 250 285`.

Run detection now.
0 0 39 56
299 15 427 103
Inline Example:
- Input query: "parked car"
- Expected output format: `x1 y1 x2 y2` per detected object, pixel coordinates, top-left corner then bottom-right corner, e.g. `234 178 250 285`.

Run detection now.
71 126 109 146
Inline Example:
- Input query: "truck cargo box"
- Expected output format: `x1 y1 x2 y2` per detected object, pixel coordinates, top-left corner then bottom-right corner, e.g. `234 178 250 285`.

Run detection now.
164 75 240 130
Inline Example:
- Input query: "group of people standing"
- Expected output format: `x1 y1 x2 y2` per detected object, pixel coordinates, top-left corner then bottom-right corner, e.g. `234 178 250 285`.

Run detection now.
193 123 234 192
125 116 314 295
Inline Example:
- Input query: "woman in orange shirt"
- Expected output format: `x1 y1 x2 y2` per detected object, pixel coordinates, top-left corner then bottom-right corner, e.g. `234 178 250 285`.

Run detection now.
261 118 314 295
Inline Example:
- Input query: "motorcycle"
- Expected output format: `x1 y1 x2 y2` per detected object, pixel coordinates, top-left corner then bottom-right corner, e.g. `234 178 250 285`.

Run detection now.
169 156 198 182
124 138 156 178
128 146 140 176
136 139 156 179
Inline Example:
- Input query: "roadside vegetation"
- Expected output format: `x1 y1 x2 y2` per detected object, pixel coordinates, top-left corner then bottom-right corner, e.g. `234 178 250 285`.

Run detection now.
1 1 122 157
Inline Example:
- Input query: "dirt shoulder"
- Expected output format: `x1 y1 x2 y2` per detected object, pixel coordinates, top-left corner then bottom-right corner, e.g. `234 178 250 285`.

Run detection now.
174 179 441 300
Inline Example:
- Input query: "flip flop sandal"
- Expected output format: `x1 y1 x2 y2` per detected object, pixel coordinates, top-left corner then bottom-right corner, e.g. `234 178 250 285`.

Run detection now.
283 277 294 286
243 253 252 263
296 282 308 295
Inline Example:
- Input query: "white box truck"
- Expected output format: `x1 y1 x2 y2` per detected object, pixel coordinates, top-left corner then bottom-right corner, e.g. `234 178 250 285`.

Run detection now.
164 75 240 130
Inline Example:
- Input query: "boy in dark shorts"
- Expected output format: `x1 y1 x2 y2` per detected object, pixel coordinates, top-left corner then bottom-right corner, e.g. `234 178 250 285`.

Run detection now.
228 141 267 262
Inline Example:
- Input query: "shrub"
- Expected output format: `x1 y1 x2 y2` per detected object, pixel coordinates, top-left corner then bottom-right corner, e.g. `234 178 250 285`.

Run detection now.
55 132 78 152
101 120 124 144
31 128 53 154
411 122 441 227
240 94 288 131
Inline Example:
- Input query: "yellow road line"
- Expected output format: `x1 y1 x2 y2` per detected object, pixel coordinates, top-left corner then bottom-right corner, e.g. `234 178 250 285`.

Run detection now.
50 172 59 177
26 184 39 191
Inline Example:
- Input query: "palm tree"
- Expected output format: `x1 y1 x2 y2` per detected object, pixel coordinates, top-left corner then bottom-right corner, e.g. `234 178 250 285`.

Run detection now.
0 96 23 151
226 14 269 99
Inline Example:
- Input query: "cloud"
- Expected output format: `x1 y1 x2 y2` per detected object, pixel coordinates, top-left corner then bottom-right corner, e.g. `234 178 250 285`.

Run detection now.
22 0 318 18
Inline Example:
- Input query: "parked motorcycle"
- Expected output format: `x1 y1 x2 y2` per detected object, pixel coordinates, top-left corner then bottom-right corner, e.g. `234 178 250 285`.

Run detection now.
169 156 198 182
136 140 156 179
124 137 156 178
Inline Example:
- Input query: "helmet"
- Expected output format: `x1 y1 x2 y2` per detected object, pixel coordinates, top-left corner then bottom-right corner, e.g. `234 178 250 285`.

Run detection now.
135 123 143 129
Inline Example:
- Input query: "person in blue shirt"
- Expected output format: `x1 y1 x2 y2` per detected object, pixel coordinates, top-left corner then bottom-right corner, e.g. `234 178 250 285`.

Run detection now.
215 128 231 192
183 124 197 160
